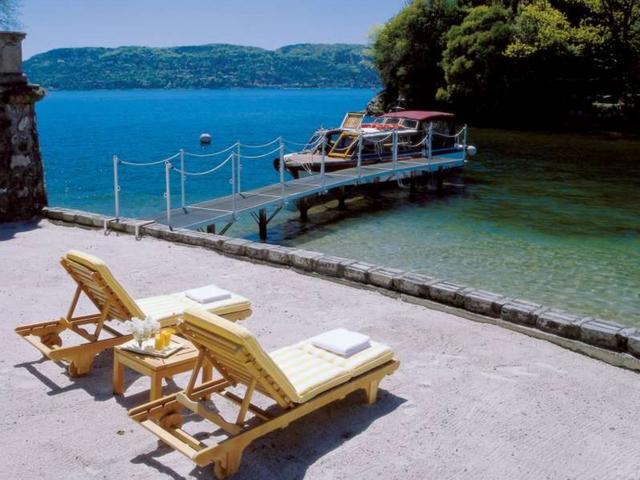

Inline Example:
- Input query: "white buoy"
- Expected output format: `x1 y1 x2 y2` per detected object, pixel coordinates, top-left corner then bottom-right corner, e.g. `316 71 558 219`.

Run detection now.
466 145 477 156
200 133 212 145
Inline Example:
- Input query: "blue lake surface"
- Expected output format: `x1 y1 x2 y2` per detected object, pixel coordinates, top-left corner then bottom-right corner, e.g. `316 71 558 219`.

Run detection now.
36 89 640 325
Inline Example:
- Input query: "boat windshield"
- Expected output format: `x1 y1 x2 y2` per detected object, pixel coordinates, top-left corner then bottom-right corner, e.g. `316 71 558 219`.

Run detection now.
329 132 358 157
399 119 418 129
306 132 324 151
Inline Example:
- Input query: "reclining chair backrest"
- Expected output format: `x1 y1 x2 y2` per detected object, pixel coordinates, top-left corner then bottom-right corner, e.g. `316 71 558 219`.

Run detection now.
180 308 300 407
61 250 145 321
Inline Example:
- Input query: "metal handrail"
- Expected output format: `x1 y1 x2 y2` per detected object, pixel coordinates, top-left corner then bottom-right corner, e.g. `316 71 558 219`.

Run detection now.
112 126 468 228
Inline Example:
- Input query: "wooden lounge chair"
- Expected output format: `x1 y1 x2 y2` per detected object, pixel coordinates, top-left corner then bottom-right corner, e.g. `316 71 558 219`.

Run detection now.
15 250 252 376
129 308 399 478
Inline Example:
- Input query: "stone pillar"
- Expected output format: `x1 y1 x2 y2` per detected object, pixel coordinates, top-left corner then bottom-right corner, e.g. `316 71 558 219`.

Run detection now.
0 32 47 222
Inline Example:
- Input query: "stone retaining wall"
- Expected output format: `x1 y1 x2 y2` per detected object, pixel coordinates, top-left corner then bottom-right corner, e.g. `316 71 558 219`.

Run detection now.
41 207 640 365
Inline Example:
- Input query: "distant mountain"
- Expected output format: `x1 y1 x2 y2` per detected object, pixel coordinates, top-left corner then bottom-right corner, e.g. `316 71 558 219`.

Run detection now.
24 43 380 90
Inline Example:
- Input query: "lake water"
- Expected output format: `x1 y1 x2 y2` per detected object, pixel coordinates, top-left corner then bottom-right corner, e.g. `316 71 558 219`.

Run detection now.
36 89 640 325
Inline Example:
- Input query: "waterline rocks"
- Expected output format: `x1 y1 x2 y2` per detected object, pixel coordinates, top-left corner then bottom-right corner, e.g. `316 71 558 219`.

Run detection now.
41 206 640 365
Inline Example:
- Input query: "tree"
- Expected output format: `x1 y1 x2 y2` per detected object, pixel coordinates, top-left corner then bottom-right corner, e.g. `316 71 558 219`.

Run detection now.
596 0 640 102
371 0 639 125
0 0 22 31
371 0 468 110
437 4 512 118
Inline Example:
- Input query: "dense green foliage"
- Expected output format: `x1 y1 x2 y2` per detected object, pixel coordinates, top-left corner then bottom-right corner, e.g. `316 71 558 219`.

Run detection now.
25 43 380 90
371 0 467 107
372 0 640 125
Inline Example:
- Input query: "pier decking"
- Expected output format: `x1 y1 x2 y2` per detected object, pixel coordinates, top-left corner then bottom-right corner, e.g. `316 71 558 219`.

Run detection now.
156 152 465 233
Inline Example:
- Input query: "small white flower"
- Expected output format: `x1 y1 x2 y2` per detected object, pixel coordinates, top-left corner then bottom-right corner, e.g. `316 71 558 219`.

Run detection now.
126 316 160 345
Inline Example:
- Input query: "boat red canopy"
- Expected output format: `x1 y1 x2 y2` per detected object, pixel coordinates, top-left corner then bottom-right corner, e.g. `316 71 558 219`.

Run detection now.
380 110 454 121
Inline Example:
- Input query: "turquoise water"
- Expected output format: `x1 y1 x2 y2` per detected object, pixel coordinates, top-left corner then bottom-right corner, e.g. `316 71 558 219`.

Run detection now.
36 90 640 324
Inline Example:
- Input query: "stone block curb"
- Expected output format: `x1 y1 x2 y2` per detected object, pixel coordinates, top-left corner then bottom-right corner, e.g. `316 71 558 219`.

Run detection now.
626 330 640 358
428 281 467 307
39 206 640 362
244 242 271 261
579 318 625 351
289 249 324 271
368 267 405 290
264 245 295 266
535 309 585 339
463 289 509 318
343 261 377 284
221 238 252 256
315 255 356 277
394 272 439 298
501 299 545 327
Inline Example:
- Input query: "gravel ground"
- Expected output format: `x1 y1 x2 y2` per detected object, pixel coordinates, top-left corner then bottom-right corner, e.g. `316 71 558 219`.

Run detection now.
2 220 639 480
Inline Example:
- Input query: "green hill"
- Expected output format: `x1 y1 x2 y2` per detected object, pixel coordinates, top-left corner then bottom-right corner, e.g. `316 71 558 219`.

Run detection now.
24 43 380 90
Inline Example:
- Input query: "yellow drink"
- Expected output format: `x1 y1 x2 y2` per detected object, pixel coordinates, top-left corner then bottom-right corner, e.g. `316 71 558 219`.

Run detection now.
161 330 173 347
154 333 164 351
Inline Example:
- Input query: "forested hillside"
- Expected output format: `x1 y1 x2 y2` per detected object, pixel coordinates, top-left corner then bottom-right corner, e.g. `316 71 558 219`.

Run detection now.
25 43 379 89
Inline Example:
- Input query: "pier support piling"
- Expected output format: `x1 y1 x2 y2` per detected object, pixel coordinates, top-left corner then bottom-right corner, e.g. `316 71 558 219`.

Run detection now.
206 224 216 234
258 208 267 241
338 188 347 211
436 169 444 194
298 199 309 222
409 173 417 201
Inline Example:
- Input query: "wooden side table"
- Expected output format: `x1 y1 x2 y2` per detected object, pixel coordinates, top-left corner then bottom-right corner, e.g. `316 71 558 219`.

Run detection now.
113 336 211 401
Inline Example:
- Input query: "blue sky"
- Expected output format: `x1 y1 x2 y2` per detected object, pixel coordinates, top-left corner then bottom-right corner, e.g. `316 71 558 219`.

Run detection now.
21 0 405 59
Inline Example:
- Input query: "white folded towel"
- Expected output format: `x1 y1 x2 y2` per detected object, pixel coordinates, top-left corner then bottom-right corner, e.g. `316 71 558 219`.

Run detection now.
311 328 371 357
185 285 232 304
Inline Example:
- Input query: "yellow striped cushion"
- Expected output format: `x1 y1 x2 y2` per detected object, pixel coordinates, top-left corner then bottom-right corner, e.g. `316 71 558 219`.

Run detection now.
136 293 251 324
171 292 251 316
269 339 394 403
64 251 250 323
182 308 395 405
135 295 184 323
64 250 145 319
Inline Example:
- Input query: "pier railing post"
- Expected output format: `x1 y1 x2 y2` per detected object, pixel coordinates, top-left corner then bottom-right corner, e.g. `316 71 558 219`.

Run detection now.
320 135 326 189
179 148 185 208
392 129 398 171
236 142 242 195
112 155 120 221
279 136 285 202
164 160 172 228
357 133 363 181
462 124 468 161
231 152 237 218
428 122 433 163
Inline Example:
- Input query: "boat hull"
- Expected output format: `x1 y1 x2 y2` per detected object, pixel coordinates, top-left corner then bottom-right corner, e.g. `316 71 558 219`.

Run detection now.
277 149 460 179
